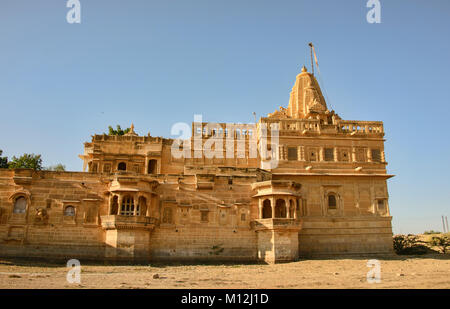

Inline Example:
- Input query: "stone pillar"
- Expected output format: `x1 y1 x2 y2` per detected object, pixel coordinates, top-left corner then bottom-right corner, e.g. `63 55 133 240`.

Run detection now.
351 148 357 162
117 195 123 215
319 147 324 161
367 148 373 163
381 151 386 163
334 147 339 162
285 198 290 218
133 195 138 216
258 199 263 219
293 199 297 219
270 197 275 218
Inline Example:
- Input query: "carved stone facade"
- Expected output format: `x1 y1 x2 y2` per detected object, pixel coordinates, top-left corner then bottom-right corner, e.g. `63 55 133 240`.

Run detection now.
0 67 394 263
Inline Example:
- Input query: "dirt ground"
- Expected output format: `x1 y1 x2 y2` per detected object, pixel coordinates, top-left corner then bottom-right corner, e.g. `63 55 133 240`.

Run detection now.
0 254 449 289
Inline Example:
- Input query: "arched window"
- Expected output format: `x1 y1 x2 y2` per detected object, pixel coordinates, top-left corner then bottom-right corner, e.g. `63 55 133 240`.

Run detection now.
328 194 337 209
13 196 27 214
120 196 134 216
275 199 287 218
148 160 157 174
64 205 75 216
262 199 272 218
118 162 127 171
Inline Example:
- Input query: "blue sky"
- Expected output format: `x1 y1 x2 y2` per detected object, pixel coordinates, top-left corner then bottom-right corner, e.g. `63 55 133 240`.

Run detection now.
1 0 449 234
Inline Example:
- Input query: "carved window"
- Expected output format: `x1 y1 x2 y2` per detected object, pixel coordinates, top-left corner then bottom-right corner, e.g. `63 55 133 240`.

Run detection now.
64 205 75 217
118 162 127 171
103 164 111 173
309 150 317 162
377 199 385 211
262 199 272 219
148 160 157 174
200 210 209 222
371 149 381 162
120 196 135 216
288 147 298 161
324 148 334 161
13 196 27 214
162 207 173 224
275 199 287 218
328 194 337 209
240 213 246 221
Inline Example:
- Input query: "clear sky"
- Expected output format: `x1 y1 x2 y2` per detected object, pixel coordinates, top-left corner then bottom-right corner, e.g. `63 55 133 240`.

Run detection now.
1 0 449 234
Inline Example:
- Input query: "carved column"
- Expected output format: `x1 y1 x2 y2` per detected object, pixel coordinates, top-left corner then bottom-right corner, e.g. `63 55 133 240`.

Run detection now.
334 147 339 162
351 148 357 162
319 147 324 162
270 197 275 218
117 195 123 215
258 199 263 219
133 195 138 216
285 198 290 218
367 148 373 163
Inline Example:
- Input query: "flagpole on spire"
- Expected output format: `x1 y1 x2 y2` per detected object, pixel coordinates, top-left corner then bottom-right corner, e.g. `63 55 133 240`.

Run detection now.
308 42 314 76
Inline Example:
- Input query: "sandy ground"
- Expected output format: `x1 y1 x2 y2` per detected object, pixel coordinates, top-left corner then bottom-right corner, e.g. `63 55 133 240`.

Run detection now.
0 254 449 289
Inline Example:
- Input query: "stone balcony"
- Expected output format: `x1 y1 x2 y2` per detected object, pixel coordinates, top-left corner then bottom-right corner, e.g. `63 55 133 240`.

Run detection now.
252 218 302 231
100 215 158 230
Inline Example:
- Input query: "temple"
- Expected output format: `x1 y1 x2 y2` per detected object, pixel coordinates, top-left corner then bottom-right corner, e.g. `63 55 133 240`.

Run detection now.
0 66 394 263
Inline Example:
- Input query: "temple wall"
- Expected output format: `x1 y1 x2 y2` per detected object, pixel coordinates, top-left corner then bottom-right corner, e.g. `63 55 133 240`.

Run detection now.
298 217 393 256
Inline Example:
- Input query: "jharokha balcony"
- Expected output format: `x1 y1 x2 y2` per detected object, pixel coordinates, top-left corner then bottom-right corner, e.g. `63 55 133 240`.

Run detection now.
100 215 158 230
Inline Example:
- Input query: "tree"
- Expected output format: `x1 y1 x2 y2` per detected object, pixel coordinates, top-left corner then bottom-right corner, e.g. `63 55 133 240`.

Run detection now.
430 236 450 254
8 153 43 170
0 150 8 168
106 125 130 136
45 164 66 171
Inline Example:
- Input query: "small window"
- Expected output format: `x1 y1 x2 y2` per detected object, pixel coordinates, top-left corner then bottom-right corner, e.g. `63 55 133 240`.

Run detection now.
64 206 75 217
103 164 111 173
328 194 337 209
201 211 209 222
288 147 298 161
241 213 246 221
162 207 173 224
228 178 233 185
324 148 334 161
148 160 157 174
13 196 27 214
118 162 127 171
377 199 385 211
371 149 381 162
310 151 317 161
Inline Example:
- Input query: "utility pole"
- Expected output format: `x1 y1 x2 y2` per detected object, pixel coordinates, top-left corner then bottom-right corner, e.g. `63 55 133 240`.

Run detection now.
442 215 447 233
446 216 449 233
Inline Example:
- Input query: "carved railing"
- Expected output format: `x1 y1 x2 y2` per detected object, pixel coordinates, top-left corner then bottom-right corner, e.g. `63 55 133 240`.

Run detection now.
100 215 158 230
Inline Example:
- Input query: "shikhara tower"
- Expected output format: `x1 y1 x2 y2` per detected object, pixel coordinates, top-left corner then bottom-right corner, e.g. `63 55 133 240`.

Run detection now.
0 65 393 263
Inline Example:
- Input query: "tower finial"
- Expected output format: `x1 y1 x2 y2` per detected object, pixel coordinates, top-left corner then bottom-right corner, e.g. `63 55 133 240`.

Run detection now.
301 65 307 73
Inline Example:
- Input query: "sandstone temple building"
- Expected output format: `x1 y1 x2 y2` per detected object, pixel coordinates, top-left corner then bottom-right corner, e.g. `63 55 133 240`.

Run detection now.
0 66 394 263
